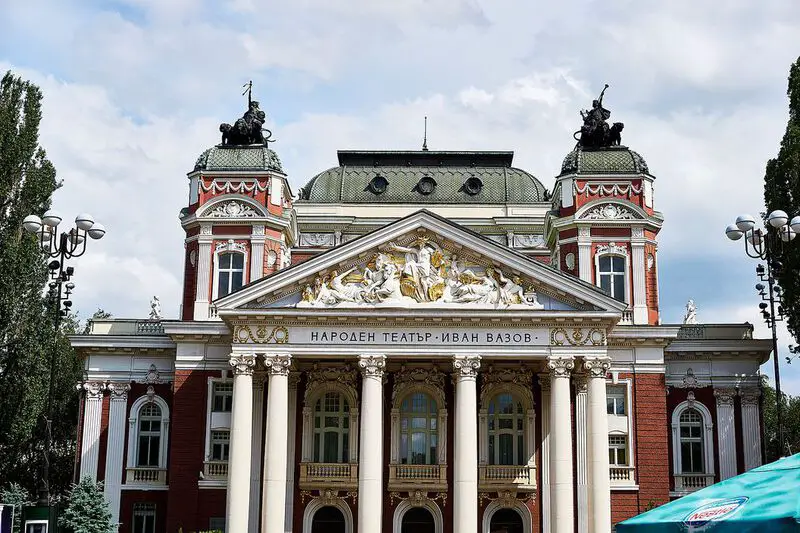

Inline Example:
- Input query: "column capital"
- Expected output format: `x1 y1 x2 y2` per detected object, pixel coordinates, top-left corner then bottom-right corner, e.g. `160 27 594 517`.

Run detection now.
538 373 551 393
263 353 292 376
547 355 575 378
739 387 762 405
78 381 105 399
714 388 736 407
358 354 387 378
106 382 131 400
230 353 257 376
583 356 611 379
573 373 588 394
452 354 481 379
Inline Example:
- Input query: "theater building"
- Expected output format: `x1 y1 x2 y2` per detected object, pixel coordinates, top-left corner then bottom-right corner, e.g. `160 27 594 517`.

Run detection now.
70 97 771 533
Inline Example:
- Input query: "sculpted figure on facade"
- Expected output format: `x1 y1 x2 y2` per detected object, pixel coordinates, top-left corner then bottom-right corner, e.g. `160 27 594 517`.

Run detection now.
297 238 544 309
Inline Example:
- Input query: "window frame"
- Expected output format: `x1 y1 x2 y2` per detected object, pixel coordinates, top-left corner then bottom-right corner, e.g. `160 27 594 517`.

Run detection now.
132 503 156 533
312 391 351 463
478 382 535 468
671 400 715 477
302 383 359 465
390 382 447 467
608 434 628 466
211 381 233 413
211 240 249 301
607 386 627 416
486 392 526 466
126 395 170 474
595 252 629 303
398 391 439 465
210 429 231 461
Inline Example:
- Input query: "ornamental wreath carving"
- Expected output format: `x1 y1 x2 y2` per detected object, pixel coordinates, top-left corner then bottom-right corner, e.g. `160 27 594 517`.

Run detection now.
550 327 606 346
580 203 637 221
304 363 359 403
233 325 289 344
296 237 543 309
480 365 534 404
595 242 628 257
392 366 446 403
205 200 260 218
299 233 336 247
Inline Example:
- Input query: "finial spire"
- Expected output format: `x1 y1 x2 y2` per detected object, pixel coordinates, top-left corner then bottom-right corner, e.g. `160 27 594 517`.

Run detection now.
242 80 253 107
422 116 429 151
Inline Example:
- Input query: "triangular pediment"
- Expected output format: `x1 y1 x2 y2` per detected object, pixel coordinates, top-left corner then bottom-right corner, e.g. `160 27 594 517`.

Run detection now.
215 210 627 315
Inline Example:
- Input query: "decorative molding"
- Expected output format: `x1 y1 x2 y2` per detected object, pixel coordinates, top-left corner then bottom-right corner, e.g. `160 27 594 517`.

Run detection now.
583 356 611 378
547 355 575 378
392 366 446 404
452 354 481 379
512 234 546 249
538 373 551 393
79 381 105 399
358 354 386 378
233 324 289 344
200 179 269 194
595 242 628 257
263 353 292 376
577 227 591 238
714 388 736 407
299 233 336 247
565 252 575 271
106 382 131 400
739 388 761 405
647 254 654 271
304 363 359 403
252 225 266 236
550 327 606 346
574 181 643 197
205 200 260 218
216 239 248 254
573 373 588 393
631 227 645 239
580 203 637 221
673 368 709 389
480 365 533 403
145 364 161 384
200 224 213 236
230 354 256 376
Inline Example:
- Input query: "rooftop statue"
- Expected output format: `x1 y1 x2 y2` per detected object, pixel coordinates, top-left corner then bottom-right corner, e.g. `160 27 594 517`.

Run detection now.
574 84 624 149
219 81 274 146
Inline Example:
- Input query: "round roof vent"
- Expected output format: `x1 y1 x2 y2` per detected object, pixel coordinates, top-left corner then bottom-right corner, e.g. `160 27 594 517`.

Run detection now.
366 174 389 195
463 176 483 195
415 176 437 195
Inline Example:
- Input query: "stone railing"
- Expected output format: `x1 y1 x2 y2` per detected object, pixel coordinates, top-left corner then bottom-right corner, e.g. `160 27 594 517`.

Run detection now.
619 309 634 325
203 460 229 480
674 473 714 492
609 466 636 484
479 464 535 489
135 321 164 334
388 463 447 490
299 462 358 490
125 467 167 485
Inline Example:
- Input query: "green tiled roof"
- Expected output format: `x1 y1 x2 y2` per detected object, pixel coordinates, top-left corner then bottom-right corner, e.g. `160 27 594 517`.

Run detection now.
194 145 283 173
560 146 649 176
297 150 547 204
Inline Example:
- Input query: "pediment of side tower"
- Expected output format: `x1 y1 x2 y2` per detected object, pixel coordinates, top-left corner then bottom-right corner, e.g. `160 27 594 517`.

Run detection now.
215 210 627 316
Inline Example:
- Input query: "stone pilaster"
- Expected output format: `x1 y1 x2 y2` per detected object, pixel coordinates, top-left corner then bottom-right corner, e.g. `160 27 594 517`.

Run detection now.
740 388 762 470
226 354 256 533
79 381 105 481
194 224 213 320
714 388 737 480
539 373 552 533
574 374 588 533
548 355 575 533
249 378 265 533
104 382 130 530
358 354 387 533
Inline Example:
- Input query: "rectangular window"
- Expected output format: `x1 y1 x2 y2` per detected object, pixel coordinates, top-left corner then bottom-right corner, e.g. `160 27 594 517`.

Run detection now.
132 503 156 533
681 442 704 473
211 430 230 461
598 255 626 302
209 518 226 532
608 435 628 466
607 387 626 415
212 382 233 412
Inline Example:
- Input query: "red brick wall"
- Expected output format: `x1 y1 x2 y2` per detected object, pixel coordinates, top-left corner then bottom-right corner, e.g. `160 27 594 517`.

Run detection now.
119 490 169 533
97 394 110 482
182 240 198 321
196 489 227 530
166 370 215 532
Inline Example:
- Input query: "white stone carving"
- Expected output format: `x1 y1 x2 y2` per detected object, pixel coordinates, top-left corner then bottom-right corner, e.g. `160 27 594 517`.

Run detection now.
574 181 643 197
189 249 197 266
145 364 161 384
512 235 546 248
205 201 260 218
200 179 269 194
267 250 277 267
230 354 256 376
297 238 543 309
595 242 628 256
647 253 654 271
149 296 162 320
299 233 336 247
580 204 636 220
252 225 266 236
565 253 575 271
216 239 247 254
200 224 213 236
683 299 698 325
631 227 645 239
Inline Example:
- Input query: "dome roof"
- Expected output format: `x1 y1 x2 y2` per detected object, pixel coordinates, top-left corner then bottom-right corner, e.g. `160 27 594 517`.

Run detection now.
559 146 649 176
297 151 547 204
194 145 283 173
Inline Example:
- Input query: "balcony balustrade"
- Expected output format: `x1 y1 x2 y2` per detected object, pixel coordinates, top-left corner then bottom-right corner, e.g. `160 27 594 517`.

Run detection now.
125 467 167 485
609 466 636 485
674 473 714 493
388 463 447 491
203 460 229 480
479 464 536 490
299 462 358 490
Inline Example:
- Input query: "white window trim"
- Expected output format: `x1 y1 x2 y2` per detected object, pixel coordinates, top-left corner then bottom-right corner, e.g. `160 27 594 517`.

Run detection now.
594 247 631 304
481 501 533 533
302 383 359 464
390 383 448 466
211 244 248 301
126 395 170 472
302 497 354 533
607 377 637 490
479 383 535 468
672 401 715 476
205 376 233 464
393 499 444 533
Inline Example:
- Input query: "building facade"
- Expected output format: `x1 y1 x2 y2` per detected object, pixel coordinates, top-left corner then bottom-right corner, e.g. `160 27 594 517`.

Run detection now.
70 99 770 533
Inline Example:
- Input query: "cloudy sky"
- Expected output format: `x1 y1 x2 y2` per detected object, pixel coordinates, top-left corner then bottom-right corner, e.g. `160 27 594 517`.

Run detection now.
3 0 800 392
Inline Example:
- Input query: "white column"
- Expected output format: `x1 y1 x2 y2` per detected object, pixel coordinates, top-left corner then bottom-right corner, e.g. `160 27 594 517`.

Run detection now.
226 354 256 533
263 354 292 533
585 357 612 533
104 382 130 530
248 378 265 533
715 389 737 480
358 354 387 533
631 238 648 325
574 375 589 533
250 225 266 283
740 388 763 470
539 374 552 533
285 373 300 533
79 382 105 481
548 355 575 533
194 225 213 320
453 354 480 533
578 227 592 282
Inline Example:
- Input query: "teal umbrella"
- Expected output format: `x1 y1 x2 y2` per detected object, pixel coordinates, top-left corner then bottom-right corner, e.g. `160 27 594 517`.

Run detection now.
617 453 800 533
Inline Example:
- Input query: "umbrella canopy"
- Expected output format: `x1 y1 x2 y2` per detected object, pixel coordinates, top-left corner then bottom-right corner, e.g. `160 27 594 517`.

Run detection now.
617 453 800 533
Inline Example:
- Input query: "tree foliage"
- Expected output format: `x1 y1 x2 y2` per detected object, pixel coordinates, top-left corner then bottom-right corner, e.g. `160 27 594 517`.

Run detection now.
762 383 800 461
0 71 82 497
764 56 800 341
0 483 31 533
60 480 113 533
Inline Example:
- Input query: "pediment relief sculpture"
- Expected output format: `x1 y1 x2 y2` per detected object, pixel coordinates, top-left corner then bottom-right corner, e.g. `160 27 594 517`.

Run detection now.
297 237 544 309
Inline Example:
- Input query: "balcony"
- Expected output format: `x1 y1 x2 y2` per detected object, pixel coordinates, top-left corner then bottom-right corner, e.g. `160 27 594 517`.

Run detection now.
388 464 447 491
609 466 636 486
203 460 228 480
479 464 536 491
674 473 714 494
299 462 358 490
125 467 167 486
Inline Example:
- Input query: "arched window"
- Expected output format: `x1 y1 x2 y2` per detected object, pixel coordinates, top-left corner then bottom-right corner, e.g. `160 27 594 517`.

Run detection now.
487 393 525 466
313 392 349 463
399 392 438 465
402 507 435 533
598 255 626 302
482 501 532 533
137 404 162 467
489 508 524 533
311 506 346 533
217 252 245 298
679 408 705 473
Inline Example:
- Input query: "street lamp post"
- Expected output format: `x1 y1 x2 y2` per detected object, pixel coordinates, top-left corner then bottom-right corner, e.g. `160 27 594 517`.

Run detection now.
21 210 105 508
726 209 799 457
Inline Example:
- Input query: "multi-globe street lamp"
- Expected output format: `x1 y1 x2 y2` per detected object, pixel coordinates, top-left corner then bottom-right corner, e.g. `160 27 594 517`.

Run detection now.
725 209 799 456
21 209 105 509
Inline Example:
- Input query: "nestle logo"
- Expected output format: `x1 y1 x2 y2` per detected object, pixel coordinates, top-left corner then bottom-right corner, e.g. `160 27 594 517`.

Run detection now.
683 497 748 529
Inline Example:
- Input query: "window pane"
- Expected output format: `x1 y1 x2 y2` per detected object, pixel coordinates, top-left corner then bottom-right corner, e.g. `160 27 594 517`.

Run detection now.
411 417 426 429
616 399 625 415
618 447 627 465
219 254 231 268
430 417 437 430
613 274 625 301
517 435 524 465
600 274 611 295
343 434 349 460
411 433 426 464
313 434 320 462
499 418 513 430
488 435 494 465
430 434 438 465
612 256 625 272
599 256 611 271
232 253 244 269
218 272 230 297
499 434 513 465
138 437 149 466
232 271 243 292
607 398 615 414
400 434 408 463
148 436 160 466
323 433 338 462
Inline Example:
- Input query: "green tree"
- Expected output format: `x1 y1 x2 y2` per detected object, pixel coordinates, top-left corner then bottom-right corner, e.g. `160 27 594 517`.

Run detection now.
1 483 31 533
761 383 800 461
0 71 82 497
763 57 800 341
59 480 113 533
